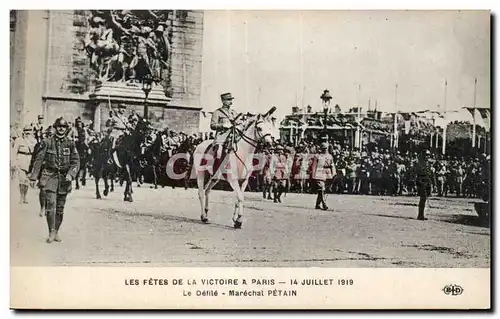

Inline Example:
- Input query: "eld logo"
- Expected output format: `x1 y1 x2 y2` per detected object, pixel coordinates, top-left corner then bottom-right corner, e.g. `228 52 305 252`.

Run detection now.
443 284 464 296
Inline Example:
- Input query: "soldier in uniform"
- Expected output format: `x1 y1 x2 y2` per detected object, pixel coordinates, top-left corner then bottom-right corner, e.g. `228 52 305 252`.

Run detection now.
12 126 36 204
312 142 335 210
272 145 289 203
415 150 433 220
30 126 55 217
108 105 131 151
33 114 45 143
210 93 239 161
29 117 80 243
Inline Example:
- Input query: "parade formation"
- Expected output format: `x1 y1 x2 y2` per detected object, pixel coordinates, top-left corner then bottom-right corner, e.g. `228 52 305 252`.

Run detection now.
10 90 491 245
9 10 490 270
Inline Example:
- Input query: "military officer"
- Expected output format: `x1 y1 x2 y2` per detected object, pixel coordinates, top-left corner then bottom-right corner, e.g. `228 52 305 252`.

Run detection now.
272 145 289 203
29 117 80 243
109 105 131 150
210 92 239 160
415 150 433 220
33 114 45 143
313 142 335 210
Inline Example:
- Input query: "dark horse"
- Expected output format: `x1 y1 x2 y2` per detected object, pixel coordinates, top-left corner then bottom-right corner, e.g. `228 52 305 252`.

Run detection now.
89 134 116 199
113 119 150 202
147 129 172 189
170 136 197 190
75 128 90 190
135 128 163 189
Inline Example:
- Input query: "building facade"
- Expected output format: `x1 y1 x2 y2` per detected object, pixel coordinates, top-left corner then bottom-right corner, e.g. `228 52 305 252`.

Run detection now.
10 10 204 132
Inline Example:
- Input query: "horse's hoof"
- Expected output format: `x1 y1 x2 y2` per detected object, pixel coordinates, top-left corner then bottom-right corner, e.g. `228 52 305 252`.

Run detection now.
149 186 153 189
234 221 242 229
155 186 158 189
103 189 109 197
201 216 209 223
75 185 80 190
96 194 102 199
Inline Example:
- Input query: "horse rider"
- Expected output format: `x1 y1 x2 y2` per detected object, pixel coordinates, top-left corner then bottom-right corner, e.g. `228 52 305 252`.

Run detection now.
210 92 239 161
415 150 433 221
29 117 80 243
108 105 132 151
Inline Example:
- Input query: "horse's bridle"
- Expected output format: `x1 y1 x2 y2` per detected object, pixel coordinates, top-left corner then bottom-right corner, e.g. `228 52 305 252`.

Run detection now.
233 117 271 150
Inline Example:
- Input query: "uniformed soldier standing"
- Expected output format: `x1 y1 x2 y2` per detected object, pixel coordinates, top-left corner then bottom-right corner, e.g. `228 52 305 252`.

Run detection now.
312 142 335 210
33 114 45 143
415 150 433 220
210 93 238 160
29 117 80 243
272 145 288 203
12 126 36 204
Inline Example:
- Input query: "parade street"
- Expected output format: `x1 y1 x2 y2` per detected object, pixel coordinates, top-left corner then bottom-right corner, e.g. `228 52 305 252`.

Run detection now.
11 182 489 268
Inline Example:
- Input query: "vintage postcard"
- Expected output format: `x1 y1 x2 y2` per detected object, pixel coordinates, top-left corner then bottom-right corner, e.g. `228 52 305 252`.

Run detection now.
9 9 491 309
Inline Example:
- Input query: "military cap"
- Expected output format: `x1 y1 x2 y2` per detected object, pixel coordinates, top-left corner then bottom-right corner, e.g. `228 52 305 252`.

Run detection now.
220 92 235 101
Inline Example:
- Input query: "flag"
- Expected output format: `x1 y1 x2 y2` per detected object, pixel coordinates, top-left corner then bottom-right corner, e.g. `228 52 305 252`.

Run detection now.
477 108 491 132
465 107 476 119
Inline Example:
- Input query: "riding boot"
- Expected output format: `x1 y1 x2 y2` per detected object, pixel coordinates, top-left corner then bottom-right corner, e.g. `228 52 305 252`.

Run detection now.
54 214 63 242
277 185 283 203
320 190 328 210
417 196 426 220
46 211 56 243
315 192 322 209
267 185 273 200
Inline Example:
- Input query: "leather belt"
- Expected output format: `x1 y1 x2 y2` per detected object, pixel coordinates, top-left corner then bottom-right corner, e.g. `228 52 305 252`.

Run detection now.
46 167 69 174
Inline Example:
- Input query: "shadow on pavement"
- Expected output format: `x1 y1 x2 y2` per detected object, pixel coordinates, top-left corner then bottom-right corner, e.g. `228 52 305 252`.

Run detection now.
438 214 490 229
370 213 417 221
100 208 237 230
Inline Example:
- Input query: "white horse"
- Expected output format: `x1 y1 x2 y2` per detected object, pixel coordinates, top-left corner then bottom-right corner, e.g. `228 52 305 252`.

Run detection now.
192 107 278 228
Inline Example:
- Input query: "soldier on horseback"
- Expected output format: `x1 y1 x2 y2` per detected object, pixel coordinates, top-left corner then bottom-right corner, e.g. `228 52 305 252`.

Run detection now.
210 92 239 161
108 104 132 153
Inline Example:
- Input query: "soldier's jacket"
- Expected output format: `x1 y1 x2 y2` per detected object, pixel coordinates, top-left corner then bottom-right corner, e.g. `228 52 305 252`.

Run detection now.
415 160 433 186
311 153 335 181
111 114 129 130
33 123 44 142
210 107 238 133
271 153 289 180
29 136 80 194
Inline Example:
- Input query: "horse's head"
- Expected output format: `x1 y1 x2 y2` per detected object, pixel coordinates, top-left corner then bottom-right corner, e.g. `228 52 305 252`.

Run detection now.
253 106 279 146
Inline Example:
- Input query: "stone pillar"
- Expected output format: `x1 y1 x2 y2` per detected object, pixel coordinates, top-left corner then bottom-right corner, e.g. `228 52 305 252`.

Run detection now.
11 10 49 127
93 103 101 132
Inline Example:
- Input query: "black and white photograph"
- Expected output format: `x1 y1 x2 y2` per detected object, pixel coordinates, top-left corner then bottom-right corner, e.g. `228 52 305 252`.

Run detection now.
8 8 491 309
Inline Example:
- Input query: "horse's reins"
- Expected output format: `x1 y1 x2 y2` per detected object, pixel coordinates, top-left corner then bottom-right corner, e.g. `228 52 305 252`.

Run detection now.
211 109 273 181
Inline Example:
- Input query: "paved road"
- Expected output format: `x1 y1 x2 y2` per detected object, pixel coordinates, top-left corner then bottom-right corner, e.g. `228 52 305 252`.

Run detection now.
10 181 490 267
